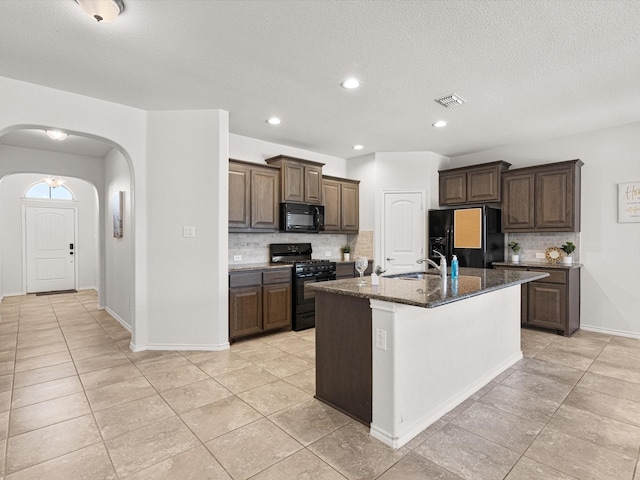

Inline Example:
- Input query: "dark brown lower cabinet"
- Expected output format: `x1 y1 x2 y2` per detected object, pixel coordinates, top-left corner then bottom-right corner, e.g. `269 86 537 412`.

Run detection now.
229 286 262 338
229 268 291 341
336 262 355 279
495 264 580 336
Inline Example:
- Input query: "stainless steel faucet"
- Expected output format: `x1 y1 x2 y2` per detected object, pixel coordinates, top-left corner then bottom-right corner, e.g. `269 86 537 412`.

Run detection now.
417 252 447 279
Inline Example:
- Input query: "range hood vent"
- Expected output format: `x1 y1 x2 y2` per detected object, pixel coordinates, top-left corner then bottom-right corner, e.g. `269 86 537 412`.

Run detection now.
435 94 466 108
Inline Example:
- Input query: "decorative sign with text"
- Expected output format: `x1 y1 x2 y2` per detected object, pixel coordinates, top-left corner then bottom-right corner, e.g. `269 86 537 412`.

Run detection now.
618 182 640 223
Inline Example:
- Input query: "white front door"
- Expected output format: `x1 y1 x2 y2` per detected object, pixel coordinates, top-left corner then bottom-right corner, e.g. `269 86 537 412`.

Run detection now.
383 192 424 275
25 206 76 293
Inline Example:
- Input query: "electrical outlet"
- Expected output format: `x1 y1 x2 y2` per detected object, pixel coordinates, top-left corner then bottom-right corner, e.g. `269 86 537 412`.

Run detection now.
325 251 331 257
233 255 242 262
375 328 387 350
536 252 545 259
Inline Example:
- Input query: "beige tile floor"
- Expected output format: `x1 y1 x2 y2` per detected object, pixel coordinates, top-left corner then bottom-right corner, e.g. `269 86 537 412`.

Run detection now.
0 291 639 479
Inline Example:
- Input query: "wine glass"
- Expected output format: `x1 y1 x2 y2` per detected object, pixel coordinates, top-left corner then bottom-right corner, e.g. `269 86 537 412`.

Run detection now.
355 257 368 286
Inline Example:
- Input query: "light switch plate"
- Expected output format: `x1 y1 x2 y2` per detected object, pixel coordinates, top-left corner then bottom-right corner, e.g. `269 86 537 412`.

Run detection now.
183 226 196 238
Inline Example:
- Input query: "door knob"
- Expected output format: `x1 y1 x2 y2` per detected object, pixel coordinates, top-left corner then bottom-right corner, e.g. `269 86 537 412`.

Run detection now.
386 257 395 261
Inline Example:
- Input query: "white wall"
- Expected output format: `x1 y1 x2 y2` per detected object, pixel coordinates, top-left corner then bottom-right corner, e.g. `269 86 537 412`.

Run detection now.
0 173 98 295
450 121 640 337
146 110 229 350
105 148 133 328
230 133 347 177
347 154 376 231
0 76 148 347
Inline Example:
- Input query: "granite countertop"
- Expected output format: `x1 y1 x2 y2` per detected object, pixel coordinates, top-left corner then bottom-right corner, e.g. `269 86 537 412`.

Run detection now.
307 267 548 309
229 263 293 272
493 261 583 270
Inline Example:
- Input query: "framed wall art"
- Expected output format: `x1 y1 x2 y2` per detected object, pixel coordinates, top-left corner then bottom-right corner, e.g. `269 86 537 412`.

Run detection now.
618 182 640 223
113 191 124 237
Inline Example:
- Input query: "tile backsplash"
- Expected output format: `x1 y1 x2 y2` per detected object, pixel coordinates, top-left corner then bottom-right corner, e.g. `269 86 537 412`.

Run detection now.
505 232 580 263
229 231 375 264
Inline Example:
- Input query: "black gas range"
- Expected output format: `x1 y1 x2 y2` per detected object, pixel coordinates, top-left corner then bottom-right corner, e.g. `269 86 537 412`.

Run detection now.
270 243 337 331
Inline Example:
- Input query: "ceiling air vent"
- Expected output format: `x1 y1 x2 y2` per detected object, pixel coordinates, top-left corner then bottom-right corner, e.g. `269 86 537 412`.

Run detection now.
435 94 466 108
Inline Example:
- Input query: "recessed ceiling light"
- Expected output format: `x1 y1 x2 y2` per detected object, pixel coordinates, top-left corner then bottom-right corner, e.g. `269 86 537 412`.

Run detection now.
46 130 68 140
432 121 448 128
266 117 281 125
341 78 361 89
352 145 364 150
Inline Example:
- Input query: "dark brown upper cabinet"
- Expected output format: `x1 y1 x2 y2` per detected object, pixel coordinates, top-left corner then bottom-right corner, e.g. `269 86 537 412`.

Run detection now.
501 159 583 232
265 155 324 205
322 176 360 233
439 161 511 206
229 160 279 232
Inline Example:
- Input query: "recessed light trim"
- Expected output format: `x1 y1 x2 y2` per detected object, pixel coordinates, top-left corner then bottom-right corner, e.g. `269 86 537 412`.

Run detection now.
266 117 281 125
352 145 364 150
46 130 68 140
432 121 448 128
341 78 361 89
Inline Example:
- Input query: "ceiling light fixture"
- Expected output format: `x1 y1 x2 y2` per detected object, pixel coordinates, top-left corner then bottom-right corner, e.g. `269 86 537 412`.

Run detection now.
266 117 281 125
46 130 68 141
75 0 124 23
352 145 364 150
432 121 448 128
43 176 66 188
341 78 361 89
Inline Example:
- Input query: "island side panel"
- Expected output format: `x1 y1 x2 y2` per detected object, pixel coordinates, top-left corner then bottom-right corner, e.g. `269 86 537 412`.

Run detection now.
315 290 372 425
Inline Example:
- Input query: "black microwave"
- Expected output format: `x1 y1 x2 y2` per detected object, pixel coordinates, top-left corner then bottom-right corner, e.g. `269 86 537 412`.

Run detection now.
280 203 325 233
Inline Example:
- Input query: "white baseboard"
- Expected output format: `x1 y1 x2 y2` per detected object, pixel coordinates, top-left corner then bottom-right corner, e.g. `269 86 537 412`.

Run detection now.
580 324 640 340
369 351 523 449
105 306 132 332
1 292 25 300
129 342 231 353
77 286 98 292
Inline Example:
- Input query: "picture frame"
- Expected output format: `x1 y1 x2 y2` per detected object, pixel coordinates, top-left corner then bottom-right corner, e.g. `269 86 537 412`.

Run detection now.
113 191 124 238
618 182 640 223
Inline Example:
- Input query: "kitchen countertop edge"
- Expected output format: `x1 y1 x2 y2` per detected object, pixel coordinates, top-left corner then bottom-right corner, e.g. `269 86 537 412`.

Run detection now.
229 263 294 272
308 267 548 309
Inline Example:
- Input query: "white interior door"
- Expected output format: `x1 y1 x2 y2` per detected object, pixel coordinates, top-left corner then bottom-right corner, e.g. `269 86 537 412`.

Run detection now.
383 192 424 275
26 206 76 293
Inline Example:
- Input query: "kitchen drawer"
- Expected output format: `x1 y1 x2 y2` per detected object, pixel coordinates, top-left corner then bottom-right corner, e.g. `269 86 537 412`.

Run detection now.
229 271 262 288
263 270 292 285
528 269 566 284
336 263 355 278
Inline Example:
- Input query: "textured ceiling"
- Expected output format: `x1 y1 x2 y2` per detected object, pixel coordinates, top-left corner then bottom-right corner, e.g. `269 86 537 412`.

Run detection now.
1 0 639 159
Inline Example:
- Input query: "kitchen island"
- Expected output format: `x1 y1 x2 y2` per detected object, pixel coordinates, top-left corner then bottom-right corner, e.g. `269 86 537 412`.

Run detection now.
308 267 548 449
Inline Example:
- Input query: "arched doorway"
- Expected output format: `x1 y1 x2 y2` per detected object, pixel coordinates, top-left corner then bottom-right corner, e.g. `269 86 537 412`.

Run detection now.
0 127 135 334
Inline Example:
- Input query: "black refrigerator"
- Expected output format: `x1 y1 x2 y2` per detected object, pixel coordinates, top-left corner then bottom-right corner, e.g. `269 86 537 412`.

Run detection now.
427 206 504 268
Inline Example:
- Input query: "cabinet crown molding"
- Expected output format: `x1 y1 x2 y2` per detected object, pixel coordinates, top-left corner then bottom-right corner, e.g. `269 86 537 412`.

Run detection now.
265 155 325 168
438 160 511 174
